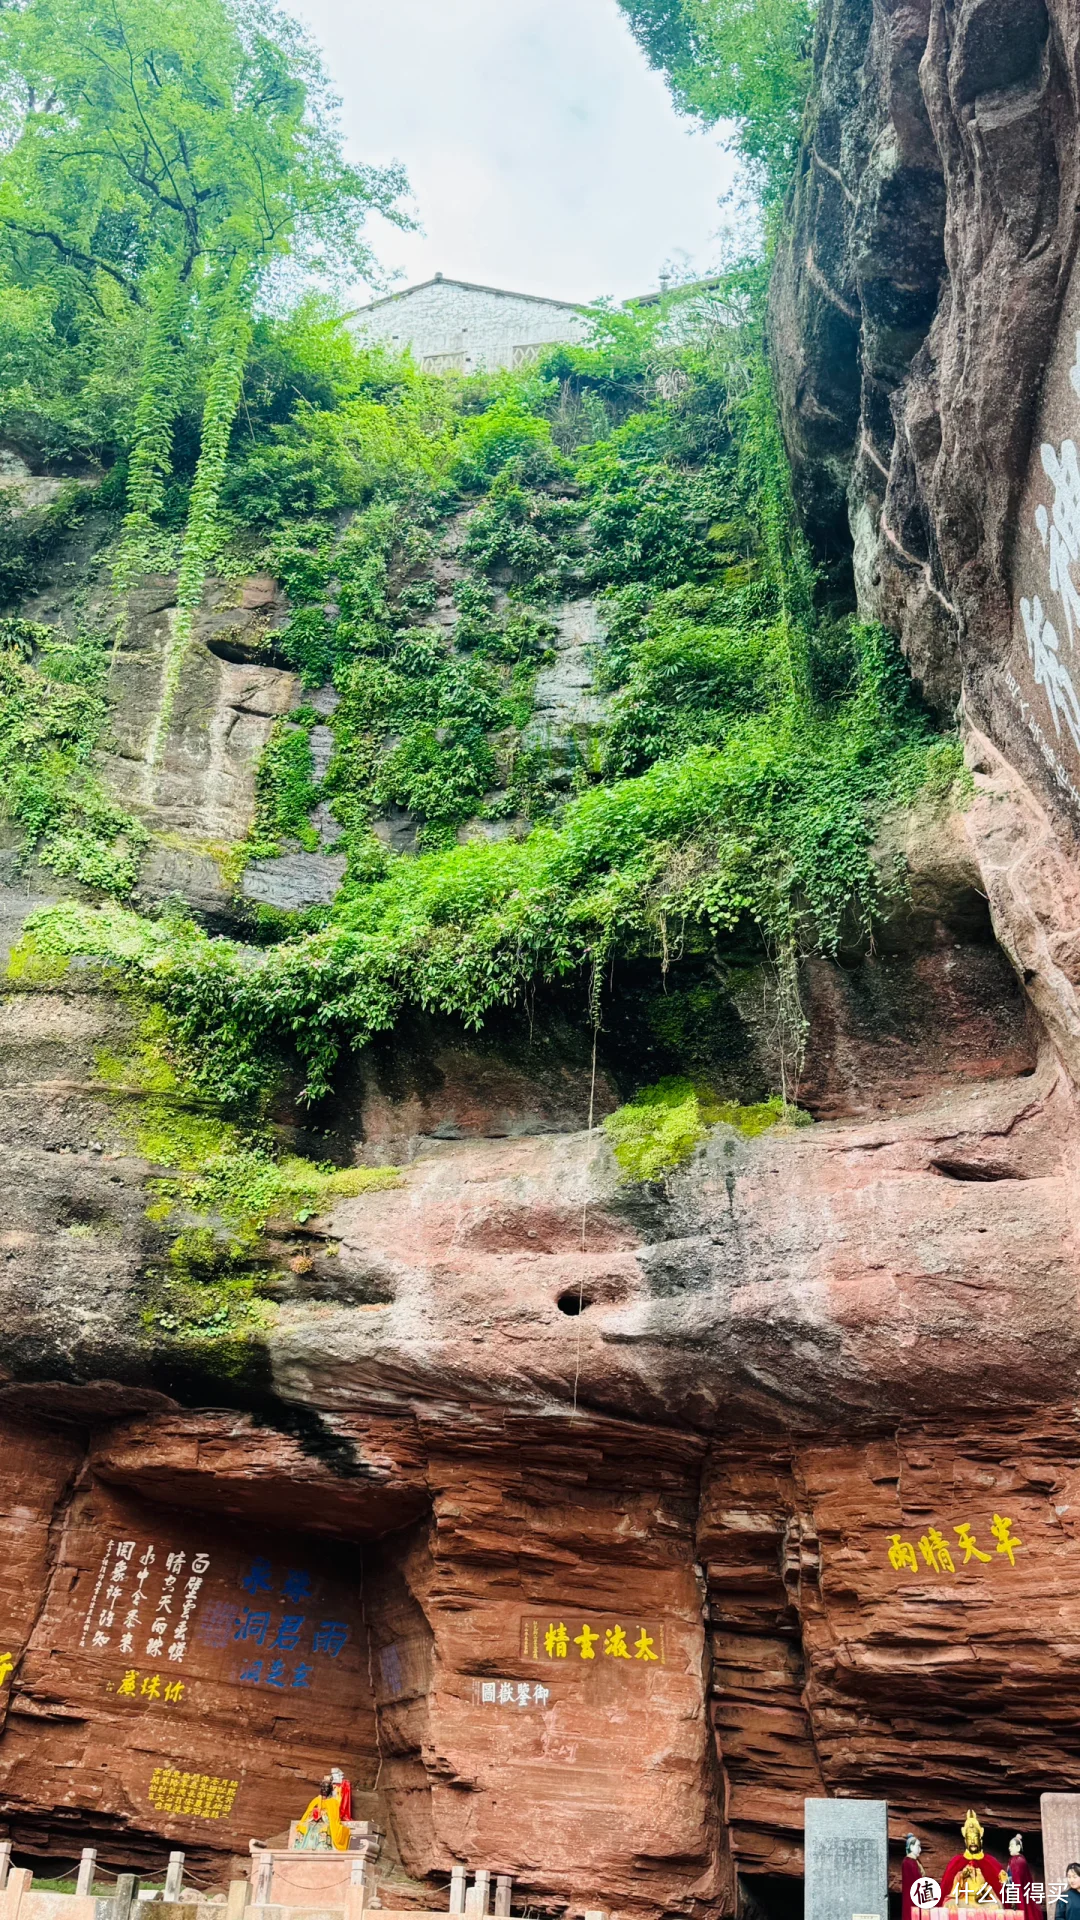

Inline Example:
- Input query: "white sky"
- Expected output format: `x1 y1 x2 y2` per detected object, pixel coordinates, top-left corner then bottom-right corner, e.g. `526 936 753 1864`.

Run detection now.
286 0 737 307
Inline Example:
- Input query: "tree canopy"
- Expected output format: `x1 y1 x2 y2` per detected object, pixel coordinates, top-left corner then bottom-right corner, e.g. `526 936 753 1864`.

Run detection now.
0 0 403 305
0 0 408 682
616 0 814 207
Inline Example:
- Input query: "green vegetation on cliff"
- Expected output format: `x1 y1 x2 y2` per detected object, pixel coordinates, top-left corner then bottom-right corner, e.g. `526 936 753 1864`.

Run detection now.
604 1077 797 1180
0 0 961 1117
0 608 146 893
94 1012 397 1366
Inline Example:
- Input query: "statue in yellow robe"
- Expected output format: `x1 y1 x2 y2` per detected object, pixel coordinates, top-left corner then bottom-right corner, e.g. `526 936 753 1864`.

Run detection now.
939 1811 1005 1906
295 1776 350 1852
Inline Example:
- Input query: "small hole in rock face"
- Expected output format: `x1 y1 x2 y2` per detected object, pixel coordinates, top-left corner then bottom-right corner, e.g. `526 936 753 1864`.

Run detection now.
557 1290 590 1316
931 1157 1021 1182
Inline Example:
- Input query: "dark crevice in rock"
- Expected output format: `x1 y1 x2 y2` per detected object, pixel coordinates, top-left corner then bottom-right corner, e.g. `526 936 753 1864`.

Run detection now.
930 1155 1025 1180
146 1347 369 1478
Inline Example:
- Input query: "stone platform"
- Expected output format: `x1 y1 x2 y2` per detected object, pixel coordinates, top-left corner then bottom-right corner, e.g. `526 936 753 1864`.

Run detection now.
252 1857 358 1912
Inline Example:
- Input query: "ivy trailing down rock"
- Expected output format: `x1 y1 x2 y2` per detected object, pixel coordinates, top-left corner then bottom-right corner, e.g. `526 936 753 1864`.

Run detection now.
5 0 1080 1906
3 283 964 1110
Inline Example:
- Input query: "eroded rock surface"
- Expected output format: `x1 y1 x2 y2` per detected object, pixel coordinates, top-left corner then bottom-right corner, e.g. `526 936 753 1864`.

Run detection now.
8 53 1080 1902
1 741 1076 1909
0 908 1075 1908
769 0 1080 854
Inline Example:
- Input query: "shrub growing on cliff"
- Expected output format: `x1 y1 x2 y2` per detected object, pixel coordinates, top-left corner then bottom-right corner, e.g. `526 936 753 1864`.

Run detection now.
3 237 963 1110
0 619 146 894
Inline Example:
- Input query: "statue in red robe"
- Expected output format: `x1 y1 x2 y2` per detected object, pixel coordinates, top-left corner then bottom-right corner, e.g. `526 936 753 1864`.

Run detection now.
1006 1834 1040 1920
903 1837 929 1920
939 1811 1006 1906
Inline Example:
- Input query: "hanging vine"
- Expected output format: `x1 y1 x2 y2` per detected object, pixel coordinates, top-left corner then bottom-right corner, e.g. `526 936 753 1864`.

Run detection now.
121 266 189 556
144 289 254 773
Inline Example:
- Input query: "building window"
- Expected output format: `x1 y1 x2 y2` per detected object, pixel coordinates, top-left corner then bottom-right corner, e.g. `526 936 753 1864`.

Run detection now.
422 351 467 373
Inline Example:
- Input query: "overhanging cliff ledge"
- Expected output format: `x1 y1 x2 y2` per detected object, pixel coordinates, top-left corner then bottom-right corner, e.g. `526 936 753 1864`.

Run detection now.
3 0 1080 1905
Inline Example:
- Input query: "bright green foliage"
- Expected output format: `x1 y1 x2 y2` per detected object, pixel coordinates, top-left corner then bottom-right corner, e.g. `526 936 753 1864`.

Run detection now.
325 631 528 851
0 0 405 337
0 0 409 674
95 1013 397 1355
0 620 146 893
123 265 189 540
0 0 411 905
4 264 964 1114
604 1076 792 1180
176 1151 398 1226
450 396 558 492
140 297 258 763
248 712 320 856
17 622 958 1103
616 0 814 206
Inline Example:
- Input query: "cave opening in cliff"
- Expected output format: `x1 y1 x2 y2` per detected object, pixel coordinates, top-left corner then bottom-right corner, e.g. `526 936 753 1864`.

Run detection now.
0 1417 435 1894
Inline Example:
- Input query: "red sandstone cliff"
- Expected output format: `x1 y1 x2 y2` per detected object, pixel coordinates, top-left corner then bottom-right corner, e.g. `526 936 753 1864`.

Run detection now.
5 0 1080 1905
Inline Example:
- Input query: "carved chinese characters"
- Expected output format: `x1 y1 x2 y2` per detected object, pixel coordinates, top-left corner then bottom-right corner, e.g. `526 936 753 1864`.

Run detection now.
519 1614 666 1663
1 1478 379 1847
73 1535 356 1704
472 1679 550 1708
148 1768 239 1821
80 1538 210 1662
885 1513 1024 1575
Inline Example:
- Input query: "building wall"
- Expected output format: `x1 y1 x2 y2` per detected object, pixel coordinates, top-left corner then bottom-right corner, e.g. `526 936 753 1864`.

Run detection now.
350 279 589 373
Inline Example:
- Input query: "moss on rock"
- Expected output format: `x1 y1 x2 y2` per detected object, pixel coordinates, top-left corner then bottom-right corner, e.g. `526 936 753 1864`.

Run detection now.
603 1075 806 1181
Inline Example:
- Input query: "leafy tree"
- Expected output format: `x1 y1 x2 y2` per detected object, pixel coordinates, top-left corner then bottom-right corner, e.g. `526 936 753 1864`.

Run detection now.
616 0 814 206
0 0 403 309
0 0 408 738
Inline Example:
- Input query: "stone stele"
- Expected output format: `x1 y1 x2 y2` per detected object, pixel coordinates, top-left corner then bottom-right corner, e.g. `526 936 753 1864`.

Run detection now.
1041 1796 1080 1915
805 1800 889 1920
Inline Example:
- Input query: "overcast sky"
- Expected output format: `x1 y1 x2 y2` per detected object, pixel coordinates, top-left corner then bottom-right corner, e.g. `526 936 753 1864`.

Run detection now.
286 0 737 308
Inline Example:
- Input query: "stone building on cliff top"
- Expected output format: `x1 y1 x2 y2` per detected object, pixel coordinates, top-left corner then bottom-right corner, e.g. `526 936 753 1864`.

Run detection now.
9 0 1080 1910
349 274 590 373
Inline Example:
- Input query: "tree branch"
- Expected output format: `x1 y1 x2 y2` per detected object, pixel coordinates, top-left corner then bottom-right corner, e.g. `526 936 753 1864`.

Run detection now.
0 218 145 301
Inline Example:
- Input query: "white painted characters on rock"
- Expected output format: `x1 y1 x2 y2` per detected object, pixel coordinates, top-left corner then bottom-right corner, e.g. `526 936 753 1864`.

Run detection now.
1020 594 1080 755
82 1538 210 1659
1037 439 1080 647
1068 329 1080 401
1023 424 1080 761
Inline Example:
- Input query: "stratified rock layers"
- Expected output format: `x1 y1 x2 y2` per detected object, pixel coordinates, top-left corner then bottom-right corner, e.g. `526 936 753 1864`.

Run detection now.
0 774 1077 1911
7 0 1080 1899
0 991 1077 1911
3 1396 1077 1911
